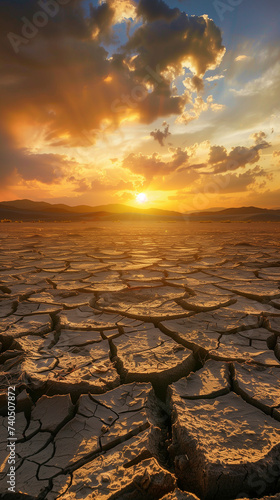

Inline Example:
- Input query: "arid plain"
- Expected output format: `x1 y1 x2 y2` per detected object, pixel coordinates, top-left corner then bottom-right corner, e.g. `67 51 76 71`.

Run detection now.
1 221 280 500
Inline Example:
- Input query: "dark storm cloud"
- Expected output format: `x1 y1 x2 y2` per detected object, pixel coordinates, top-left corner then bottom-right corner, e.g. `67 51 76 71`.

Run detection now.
0 0 90 50
124 11 225 78
137 0 180 21
89 1 115 41
0 0 212 146
0 0 225 189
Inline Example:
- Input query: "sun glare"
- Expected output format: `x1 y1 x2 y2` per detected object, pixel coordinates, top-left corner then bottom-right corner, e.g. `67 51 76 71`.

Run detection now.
136 192 148 204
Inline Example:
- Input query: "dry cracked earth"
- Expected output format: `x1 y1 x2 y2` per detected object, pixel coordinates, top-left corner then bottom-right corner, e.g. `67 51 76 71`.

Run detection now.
0 221 280 500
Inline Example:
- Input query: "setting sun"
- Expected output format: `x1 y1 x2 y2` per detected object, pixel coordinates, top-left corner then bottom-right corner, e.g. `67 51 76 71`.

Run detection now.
136 193 148 204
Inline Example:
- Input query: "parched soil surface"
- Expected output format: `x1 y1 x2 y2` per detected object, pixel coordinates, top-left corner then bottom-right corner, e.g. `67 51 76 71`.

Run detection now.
0 221 280 500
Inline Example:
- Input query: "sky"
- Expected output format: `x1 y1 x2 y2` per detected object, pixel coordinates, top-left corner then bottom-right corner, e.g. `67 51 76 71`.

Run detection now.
0 0 279 211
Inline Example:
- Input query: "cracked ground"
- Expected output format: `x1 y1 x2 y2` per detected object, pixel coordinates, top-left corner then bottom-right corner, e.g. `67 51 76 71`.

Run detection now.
0 221 280 500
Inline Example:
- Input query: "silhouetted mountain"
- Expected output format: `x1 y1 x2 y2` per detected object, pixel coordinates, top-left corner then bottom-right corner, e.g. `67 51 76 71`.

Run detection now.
0 199 182 221
0 200 280 222
186 206 280 222
188 206 271 217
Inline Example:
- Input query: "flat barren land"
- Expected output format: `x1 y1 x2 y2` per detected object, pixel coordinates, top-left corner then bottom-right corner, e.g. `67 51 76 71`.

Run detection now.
1 221 280 500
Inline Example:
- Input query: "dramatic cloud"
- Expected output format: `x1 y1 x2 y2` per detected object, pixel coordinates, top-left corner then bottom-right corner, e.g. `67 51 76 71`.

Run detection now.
137 0 179 21
0 0 230 170
169 166 272 204
0 0 228 197
90 0 137 40
208 132 271 174
122 128 273 196
124 12 225 78
109 0 137 23
251 131 271 150
123 147 189 181
209 145 228 164
177 95 225 125
150 122 171 146
89 1 115 41
0 0 278 207
0 128 74 187
183 75 204 93
0 0 225 151
208 167 272 193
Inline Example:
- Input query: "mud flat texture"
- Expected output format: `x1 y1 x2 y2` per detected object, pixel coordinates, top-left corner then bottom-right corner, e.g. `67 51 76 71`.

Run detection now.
0 220 280 500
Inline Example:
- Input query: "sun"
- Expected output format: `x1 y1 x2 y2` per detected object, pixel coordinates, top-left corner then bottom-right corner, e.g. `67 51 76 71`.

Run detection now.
136 192 148 204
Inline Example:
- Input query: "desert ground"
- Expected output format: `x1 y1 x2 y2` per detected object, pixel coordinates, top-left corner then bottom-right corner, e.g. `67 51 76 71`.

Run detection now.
0 221 280 500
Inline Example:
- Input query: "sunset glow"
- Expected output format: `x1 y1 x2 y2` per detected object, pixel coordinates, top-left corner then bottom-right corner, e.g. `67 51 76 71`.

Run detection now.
136 193 148 204
0 0 279 210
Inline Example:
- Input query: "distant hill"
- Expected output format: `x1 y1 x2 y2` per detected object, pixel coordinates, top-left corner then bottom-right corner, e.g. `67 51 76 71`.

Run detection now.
0 199 183 221
0 200 280 222
191 206 271 216
186 206 280 222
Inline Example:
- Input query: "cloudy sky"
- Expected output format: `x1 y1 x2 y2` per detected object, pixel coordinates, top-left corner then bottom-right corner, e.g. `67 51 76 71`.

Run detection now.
0 0 279 210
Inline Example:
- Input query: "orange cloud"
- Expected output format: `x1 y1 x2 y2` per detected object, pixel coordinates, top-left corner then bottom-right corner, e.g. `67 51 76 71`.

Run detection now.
0 0 225 148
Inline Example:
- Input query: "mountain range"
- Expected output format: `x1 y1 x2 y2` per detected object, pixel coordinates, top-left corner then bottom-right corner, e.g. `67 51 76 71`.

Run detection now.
0 199 280 222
